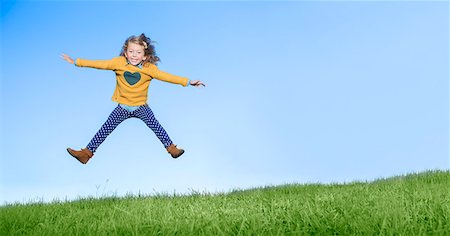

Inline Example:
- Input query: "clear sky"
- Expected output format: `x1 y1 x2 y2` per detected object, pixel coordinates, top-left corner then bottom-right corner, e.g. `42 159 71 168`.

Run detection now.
1 0 448 204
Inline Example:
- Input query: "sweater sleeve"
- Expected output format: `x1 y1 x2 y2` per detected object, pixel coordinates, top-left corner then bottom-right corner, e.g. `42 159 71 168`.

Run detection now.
75 57 119 70
145 64 189 87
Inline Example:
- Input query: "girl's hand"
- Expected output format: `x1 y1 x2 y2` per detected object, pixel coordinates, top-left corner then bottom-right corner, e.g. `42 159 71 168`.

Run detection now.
190 80 206 87
61 53 75 64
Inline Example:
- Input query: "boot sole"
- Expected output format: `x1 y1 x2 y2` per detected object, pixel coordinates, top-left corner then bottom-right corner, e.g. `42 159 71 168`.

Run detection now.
172 150 185 159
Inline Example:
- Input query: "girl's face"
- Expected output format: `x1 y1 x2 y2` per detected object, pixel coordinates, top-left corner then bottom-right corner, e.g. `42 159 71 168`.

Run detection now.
124 42 147 66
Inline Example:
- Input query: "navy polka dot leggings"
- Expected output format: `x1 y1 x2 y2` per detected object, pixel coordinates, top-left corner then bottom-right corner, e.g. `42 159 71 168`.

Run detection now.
86 104 173 153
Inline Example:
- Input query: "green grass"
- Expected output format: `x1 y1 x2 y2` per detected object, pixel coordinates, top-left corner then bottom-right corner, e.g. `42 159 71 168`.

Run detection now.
1 170 449 235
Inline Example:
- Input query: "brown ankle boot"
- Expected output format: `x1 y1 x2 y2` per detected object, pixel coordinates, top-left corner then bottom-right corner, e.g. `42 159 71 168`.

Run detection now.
166 144 184 158
67 148 93 164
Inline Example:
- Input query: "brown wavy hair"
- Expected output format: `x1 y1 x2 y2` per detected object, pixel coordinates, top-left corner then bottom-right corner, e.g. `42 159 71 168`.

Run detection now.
120 33 160 65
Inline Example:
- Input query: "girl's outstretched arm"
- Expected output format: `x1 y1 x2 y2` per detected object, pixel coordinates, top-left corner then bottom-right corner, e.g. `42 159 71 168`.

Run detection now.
61 54 118 70
61 53 74 64
145 65 206 88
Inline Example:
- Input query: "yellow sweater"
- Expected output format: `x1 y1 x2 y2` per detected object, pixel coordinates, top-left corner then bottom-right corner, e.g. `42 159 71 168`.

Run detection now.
75 56 189 106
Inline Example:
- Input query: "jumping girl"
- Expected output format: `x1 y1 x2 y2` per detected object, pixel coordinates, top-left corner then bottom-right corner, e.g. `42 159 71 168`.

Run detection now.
62 33 205 164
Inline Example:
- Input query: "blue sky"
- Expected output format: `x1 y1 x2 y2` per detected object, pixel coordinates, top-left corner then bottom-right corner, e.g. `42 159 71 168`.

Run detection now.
1 1 448 204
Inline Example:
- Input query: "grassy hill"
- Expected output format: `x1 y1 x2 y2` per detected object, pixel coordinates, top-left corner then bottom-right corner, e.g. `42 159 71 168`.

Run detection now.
1 170 449 235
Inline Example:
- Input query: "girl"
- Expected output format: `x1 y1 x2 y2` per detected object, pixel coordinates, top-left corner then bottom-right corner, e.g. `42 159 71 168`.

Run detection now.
62 33 205 164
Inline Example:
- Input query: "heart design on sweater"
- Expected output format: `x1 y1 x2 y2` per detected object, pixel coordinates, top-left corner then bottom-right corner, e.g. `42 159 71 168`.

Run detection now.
124 71 141 86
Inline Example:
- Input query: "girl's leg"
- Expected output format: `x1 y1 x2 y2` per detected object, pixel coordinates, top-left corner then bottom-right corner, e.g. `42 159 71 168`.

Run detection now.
132 104 173 148
86 105 130 153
